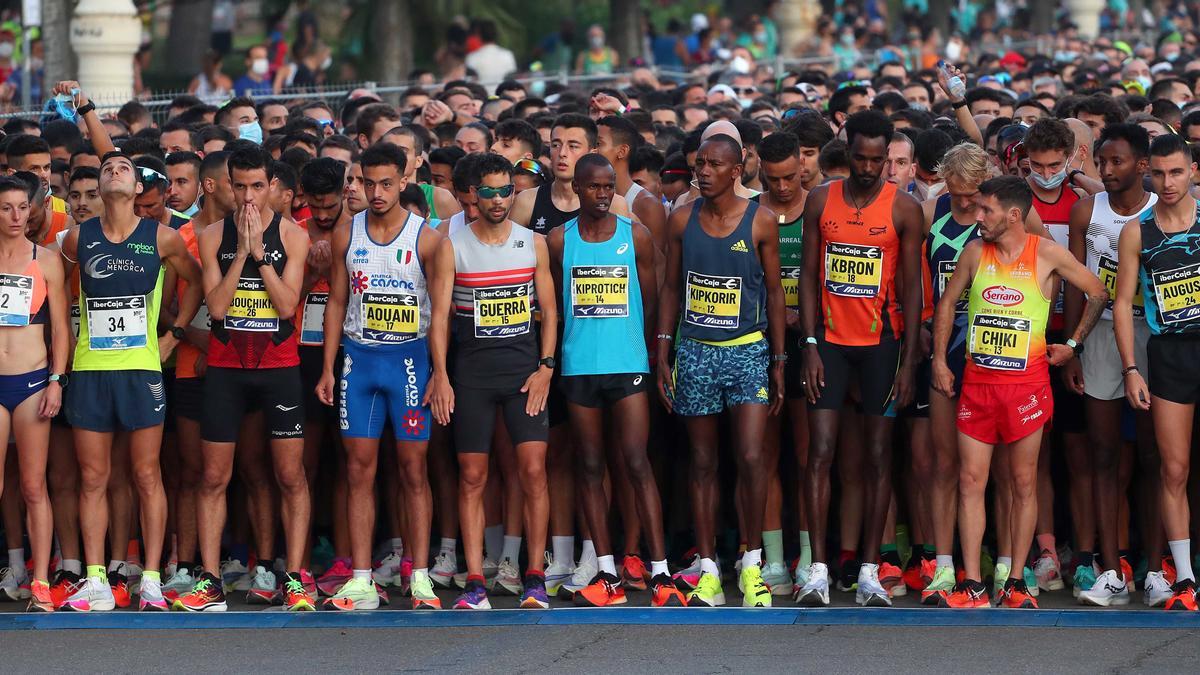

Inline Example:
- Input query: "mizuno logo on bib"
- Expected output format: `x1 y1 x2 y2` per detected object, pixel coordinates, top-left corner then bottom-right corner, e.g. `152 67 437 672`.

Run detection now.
473 284 531 338
571 265 629 318
225 277 279 332
824 242 882 297
685 271 741 329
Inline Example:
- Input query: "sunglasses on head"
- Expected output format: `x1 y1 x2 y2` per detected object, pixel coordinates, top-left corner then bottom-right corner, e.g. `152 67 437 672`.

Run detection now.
139 166 167 185
476 184 515 199
514 158 544 178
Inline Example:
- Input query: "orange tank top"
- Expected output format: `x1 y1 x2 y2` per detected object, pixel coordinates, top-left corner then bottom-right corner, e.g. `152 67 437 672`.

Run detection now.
817 179 903 346
174 221 208 379
0 249 48 326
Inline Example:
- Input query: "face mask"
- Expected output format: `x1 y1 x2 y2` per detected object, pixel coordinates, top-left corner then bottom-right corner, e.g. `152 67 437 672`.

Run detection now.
239 121 263 145
1166 51 1180 62
945 40 962 61
0 43 12 58
730 55 750 73
840 33 855 46
251 58 269 76
1136 75 1152 92
909 102 929 111
1179 100 1189 110
321 56 332 70
590 35 604 49
737 97 753 109
1031 152 1074 190
50 93 77 123
754 31 767 43
1055 50 1078 62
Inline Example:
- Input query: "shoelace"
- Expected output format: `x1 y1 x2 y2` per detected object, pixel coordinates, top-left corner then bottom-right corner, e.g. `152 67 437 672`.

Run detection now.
285 578 305 595
191 577 214 594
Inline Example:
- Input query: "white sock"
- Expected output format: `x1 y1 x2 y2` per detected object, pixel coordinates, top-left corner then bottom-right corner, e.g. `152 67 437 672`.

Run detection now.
7 548 23 572
1170 540 1195 582
62 559 82 575
552 535 574 566
502 535 522 563
390 538 404 555
352 568 371 581
107 559 125 574
597 554 617 576
484 526 503 560
651 559 669 577
439 537 457 556
936 554 954 570
997 556 1013 570
580 540 597 565
741 548 762 568
699 557 720 577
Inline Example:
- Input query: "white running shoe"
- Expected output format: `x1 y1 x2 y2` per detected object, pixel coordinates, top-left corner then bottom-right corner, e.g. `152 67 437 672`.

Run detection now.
63 576 116 612
1078 569 1130 607
219 558 251 592
1144 570 1173 608
429 552 458 589
761 561 793 596
796 562 830 606
856 563 892 607
454 557 500 588
139 576 168 611
246 566 278 604
163 567 195 600
1033 552 1064 591
0 566 28 601
543 553 575 596
558 558 598 600
490 559 522 596
372 552 404 586
792 562 810 601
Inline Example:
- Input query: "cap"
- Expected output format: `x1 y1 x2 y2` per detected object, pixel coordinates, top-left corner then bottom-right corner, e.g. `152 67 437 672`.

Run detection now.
690 13 709 33
1113 40 1133 57
1000 52 1027 67
701 120 743 148
707 84 737 100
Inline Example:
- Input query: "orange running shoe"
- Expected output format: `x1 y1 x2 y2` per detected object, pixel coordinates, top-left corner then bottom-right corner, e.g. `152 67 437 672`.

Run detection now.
575 572 627 607
621 555 648 591
1163 556 1178 586
649 573 687 607
28 579 53 612
174 573 227 612
108 569 131 608
902 559 926 593
1165 579 1198 611
1120 557 1134 590
284 573 317 611
50 569 82 609
879 561 905 597
944 580 989 608
1001 580 1039 609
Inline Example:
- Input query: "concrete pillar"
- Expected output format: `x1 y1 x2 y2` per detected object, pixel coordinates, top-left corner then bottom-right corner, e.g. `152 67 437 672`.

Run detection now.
776 0 820 59
69 0 140 105
1067 0 1105 39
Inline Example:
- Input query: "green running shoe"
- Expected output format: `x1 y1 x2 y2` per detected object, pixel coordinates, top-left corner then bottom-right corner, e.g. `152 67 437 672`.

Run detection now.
921 565 956 606
324 576 379 611
993 562 1010 599
686 572 726 607
740 565 771 607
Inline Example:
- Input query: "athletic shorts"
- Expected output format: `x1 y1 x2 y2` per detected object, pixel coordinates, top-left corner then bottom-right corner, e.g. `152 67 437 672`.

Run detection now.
1147 334 1200 404
202 366 305 443
452 384 548 453
903 358 932 418
173 376 205 422
560 372 649 408
1081 318 1149 402
299 345 342 423
66 370 167 433
671 337 769 417
784 333 805 400
339 338 431 441
161 369 176 433
811 335 901 417
957 380 1053 444
0 368 47 414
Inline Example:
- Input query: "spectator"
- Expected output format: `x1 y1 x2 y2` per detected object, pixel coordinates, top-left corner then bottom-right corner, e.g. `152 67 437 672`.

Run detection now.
464 21 517 84
188 50 233 102
575 25 619 76
232 44 274 97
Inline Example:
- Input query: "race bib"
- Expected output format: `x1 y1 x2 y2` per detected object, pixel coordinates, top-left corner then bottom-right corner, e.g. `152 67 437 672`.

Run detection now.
360 291 420 343
781 266 801 309
299 293 328 345
224 278 279 332
190 302 211 331
969 313 1032 371
1097 256 1143 318
937 261 969 314
570 265 629 318
473 284 531 338
1152 263 1200 325
685 271 741 329
824 242 882 297
86 295 148 351
70 303 80 338
0 273 34 326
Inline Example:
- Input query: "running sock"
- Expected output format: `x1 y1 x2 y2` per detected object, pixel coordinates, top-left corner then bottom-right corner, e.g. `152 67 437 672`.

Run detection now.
551 535 574 566
413 568 428 579
7 548 23 573
1077 551 1094 568
699 557 720 577
597 555 617 576
86 564 105 580
502 535 522 564
997 556 1013 570
838 549 856 566
1169 540 1194 582
107 559 125 574
353 569 371 581
390 538 405 556
127 540 141 566
798 531 812 570
923 544 937 561
1035 534 1058 562
142 570 160 583
936 554 954 570
439 537 457 556
651 560 669 577
62 559 82 575
880 544 901 567
177 561 193 575
762 530 784 566
484 526 503 560
580 540 597 565
742 548 762 568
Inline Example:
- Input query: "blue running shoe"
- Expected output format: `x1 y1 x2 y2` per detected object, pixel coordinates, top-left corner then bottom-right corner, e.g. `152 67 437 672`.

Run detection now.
1072 564 1097 598
520 573 550 609
452 580 491 609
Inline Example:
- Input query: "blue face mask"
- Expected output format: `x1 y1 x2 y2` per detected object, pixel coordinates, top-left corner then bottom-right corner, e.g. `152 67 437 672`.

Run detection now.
45 92 77 123
239 121 263 145
1136 75 1152 93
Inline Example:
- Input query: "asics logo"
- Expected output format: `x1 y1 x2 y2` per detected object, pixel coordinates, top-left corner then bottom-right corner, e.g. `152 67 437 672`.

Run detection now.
616 243 628 255
633 375 642 386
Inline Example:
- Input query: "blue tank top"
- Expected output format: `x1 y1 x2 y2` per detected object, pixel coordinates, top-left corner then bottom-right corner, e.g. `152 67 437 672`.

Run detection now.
927 195 978 358
560 215 648 376
678 199 766 343
1139 202 1200 336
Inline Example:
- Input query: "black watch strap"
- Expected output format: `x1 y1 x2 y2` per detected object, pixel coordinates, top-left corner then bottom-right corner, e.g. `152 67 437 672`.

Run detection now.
76 100 96 116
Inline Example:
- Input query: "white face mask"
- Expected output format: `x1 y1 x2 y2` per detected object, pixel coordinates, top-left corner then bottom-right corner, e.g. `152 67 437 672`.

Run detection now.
251 58 269 76
945 40 963 62
0 43 13 58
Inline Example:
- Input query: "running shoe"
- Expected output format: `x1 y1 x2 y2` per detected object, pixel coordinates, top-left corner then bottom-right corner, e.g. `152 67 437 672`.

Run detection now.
1023 566 1041 597
761 561 793 597
174 573 226 612
139 576 168 611
878 561 905 598
0 566 28 601
575 571 627 607
796 562 830 606
1120 556 1135 592
741 565 771 608
672 555 702 591
621 554 648 591
1033 550 1064 591
903 557 934 593
162 567 194 604
27 579 53 612
856 563 892 607
1072 563 1097 598
1165 579 1198 611
63 575 117 612
317 558 353 597
124 561 144 593
375 582 391 606
397 557 413 595
299 569 319 598
992 562 1010 599
836 557 859 592
1001 579 1039 608
453 579 491 609
543 553 574 596
246 565 278 605
945 580 989 608
284 573 317 611
108 567 131 608
429 552 458 589
411 569 441 609
482 558 499 580
219 557 251 592
454 557 500 589
519 573 550 609
558 558 597 601
1144 571 1174 608
492 558 523 596
372 552 404 586
325 576 379 611
686 571 726 607
921 566 956 606
50 569 82 609
1078 569 1130 607
649 573 687 607
1163 556 1178 586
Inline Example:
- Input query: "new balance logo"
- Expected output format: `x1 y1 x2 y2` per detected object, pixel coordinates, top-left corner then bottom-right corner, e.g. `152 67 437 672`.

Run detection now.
730 239 749 253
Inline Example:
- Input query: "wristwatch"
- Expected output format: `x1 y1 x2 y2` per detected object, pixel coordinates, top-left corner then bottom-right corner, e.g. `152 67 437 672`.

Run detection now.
252 255 272 268
48 373 67 387
1068 169 1085 184
539 356 557 369
170 326 186 341
76 100 96 116
1066 338 1084 356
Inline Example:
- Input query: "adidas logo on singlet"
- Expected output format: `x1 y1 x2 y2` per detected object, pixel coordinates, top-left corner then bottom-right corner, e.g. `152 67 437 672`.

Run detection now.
730 239 749 253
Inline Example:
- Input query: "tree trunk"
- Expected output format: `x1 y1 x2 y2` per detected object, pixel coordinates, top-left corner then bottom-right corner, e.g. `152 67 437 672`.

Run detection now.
42 0 74 85
166 0 214 78
371 0 411 95
609 0 640 69
927 0 952 40
1029 0 1054 36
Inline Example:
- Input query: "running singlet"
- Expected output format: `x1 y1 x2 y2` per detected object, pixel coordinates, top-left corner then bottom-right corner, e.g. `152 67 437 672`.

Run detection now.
175 220 209 379
528 185 579 236
39 196 70 247
678 199 765 343
1139 202 1200 336
964 234 1051 383
1087 192 1156 321
928 193 979 319
343 210 429 345
419 183 439 221
0 247 48 327
297 221 335 347
752 194 803 310
560 215 647 376
450 221 538 382
207 212 299 369
1032 186 1080 328
817 179 902 346
73 217 165 372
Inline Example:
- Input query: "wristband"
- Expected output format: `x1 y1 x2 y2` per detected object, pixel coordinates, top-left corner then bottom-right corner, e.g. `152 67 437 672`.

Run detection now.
951 100 968 109
656 333 673 341
76 100 96 116
771 353 788 363
1121 365 1139 376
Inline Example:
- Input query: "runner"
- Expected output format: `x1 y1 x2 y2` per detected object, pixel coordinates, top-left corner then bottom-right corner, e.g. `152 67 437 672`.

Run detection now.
375 125 460 220
934 175 1105 609
179 145 314 612
596 115 667 256
133 157 190 229
66 167 102 226
165 152 202 217
316 143 452 610
656 132 786 608
795 110 924 607
1114 133 1200 611
448 152 556 610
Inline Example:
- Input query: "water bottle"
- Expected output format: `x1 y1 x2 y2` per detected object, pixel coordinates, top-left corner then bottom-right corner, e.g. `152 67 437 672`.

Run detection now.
938 60 966 100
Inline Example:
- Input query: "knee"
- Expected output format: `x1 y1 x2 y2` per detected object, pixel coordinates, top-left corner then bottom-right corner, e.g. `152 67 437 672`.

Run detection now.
398 456 428 490
200 464 231 493
622 449 653 480
958 467 988 497
78 464 109 493
131 463 162 494
459 463 488 493
575 448 606 483
19 475 47 505
1009 468 1037 501
519 460 547 494
274 462 307 493
689 448 718 480
1161 458 1190 491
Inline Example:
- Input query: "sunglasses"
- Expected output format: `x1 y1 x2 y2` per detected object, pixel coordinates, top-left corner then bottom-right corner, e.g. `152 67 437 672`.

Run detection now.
514 158 544 178
1003 141 1027 166
837 79 870 91
476 184 515 199
316 119 335 130
139 166 167 185
734 86 757 95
